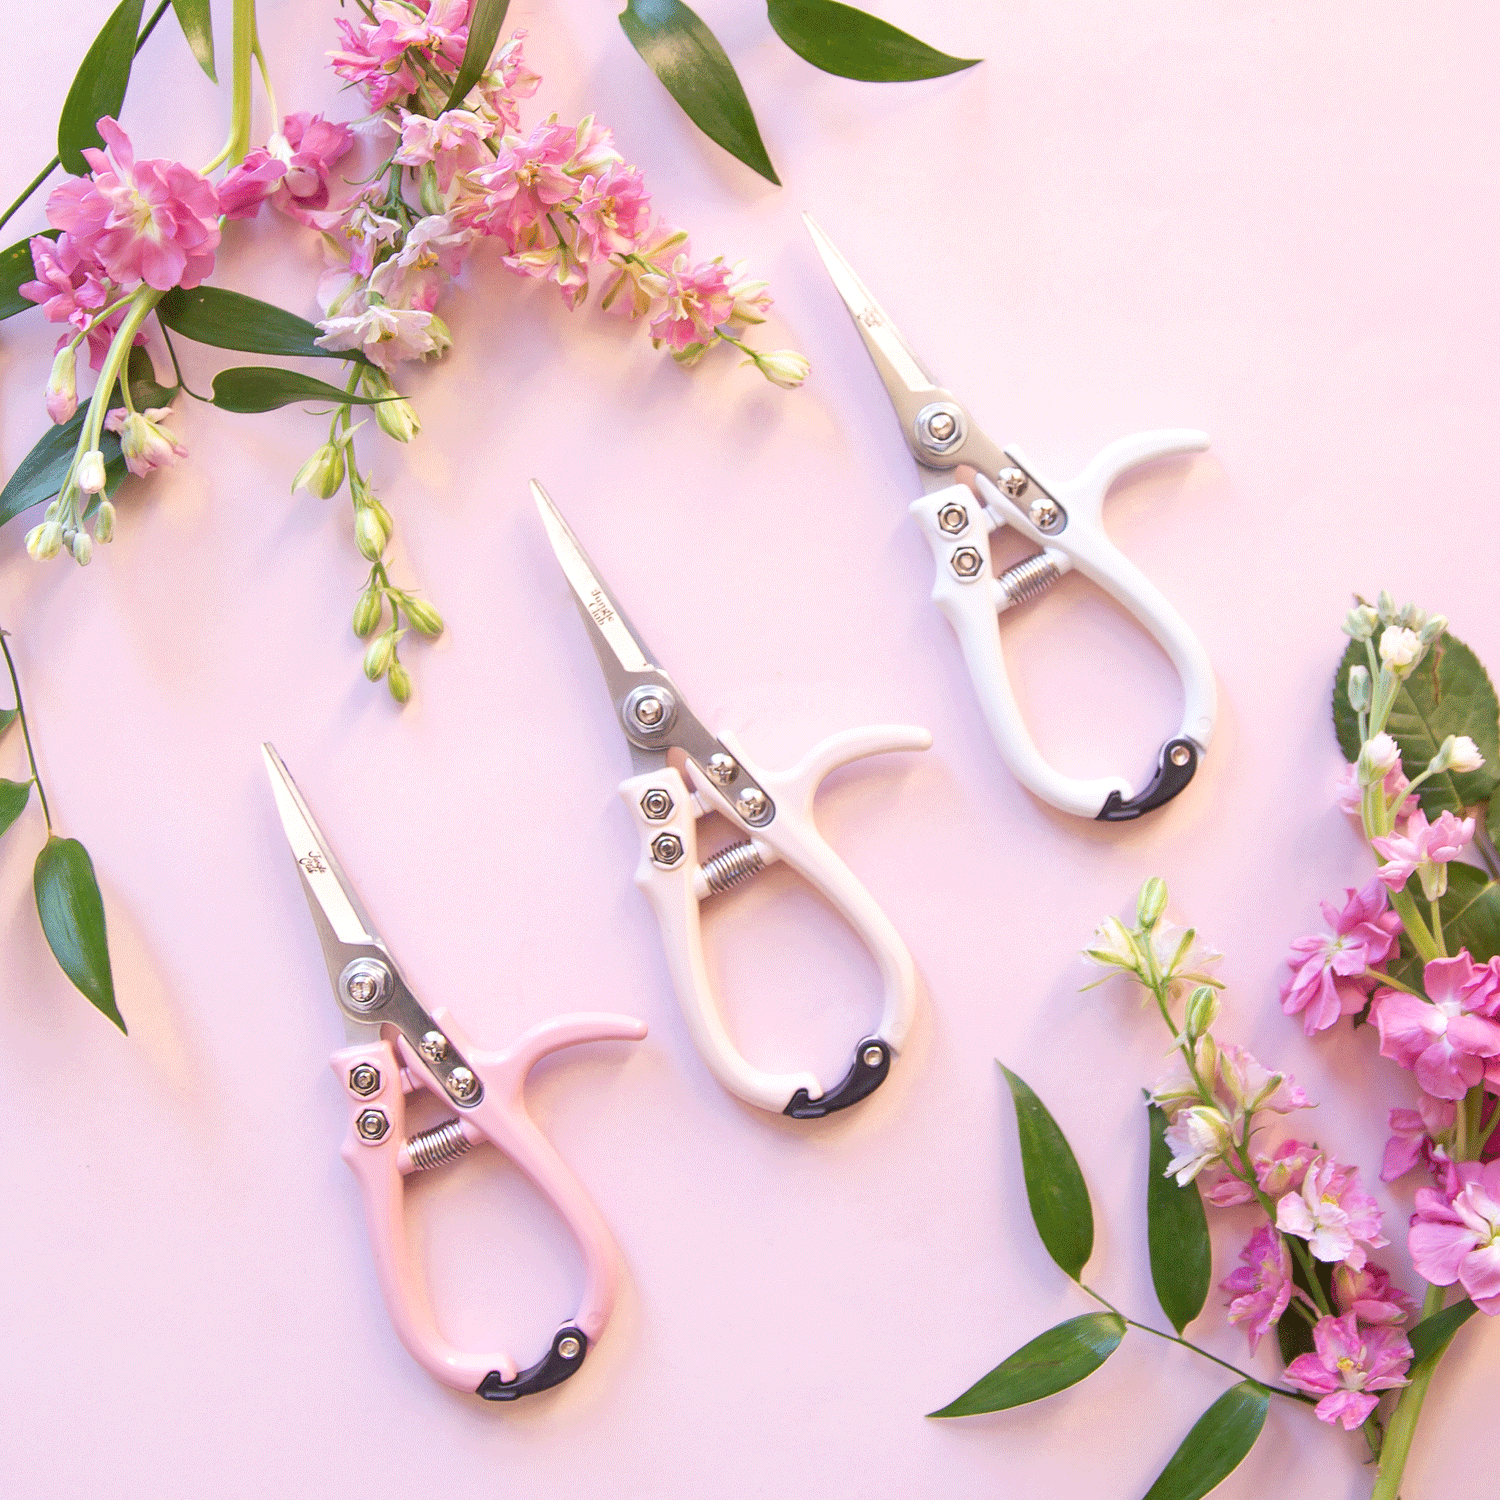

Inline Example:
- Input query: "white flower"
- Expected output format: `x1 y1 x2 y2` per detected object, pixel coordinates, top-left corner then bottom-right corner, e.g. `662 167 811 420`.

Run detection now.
1163 1105 1232 1185
76 448 107 493
1379 626 1422 676
752 349 810 390
1358 732 1401 784
315 305 450 371
1448 736 1485 775
1083 915 1142 977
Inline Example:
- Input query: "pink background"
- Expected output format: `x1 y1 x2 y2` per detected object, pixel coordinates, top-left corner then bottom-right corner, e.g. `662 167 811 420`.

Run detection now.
2 1 1497 1493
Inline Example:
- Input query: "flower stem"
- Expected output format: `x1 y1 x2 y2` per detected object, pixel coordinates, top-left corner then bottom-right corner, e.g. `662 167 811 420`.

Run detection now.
203 0 258 172
1369 1284 1449 1500
1390 887 1441 962
0 631 53 832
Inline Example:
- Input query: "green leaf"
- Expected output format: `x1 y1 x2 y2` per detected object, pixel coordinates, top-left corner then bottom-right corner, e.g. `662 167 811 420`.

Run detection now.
125 343 177 409
766 0 978 82
1388 863 1500 991
34 835 124 1032
444 0 510 110
1276 1252 1335 1364
927 1312 1126 1418
619 0 780 185
1408 1297 1477 1366
58 0 146 175
171 0 215 81
0 777 31 838
0 708 16 737
208 366 392 413
157 285 370 364
1146 1103 1210 1332
999 1063 1094 1281
1142 1381 1270 1500
0 229 58 321
1333 634 1500 815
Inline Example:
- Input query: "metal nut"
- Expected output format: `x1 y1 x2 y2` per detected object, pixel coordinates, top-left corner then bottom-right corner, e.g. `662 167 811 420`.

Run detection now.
340 958 392 1012
998 467 1028 499
624 684 675 735
1028 496 1061 531
936 502 968 535
448 1067 479 1102
557 1335 582 1360
640 787 674 821
951 546 984 579
735 786 770 824
651 832 685 867
356 1108 390 1142
706 752 739 785
419 1031 449 1065
348 1063 382 1097
914 401 965 455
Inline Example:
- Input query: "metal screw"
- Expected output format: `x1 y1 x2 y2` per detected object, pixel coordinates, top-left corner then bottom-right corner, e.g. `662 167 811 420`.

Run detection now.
624 684 676 737
951 547 984 579
651 832 684 867
998 467 1028 498
340 958 392 1012
348 1063 381 1097
927 412 955 442
448 1067 479 1102
640 787 674 821
735 786 770 824
706 752 739 785
419 1031 449 1065
557 1336 582 1360
1170 744 1193 768
634 695 664 726
356 1108 390 1142
1028 496 1062 531
862 1044 885 1068
915 401 965 455
936 502 968 535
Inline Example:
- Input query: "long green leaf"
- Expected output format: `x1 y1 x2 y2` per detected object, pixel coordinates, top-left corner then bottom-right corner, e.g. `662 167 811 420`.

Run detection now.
58 0 147 175
1388 864 1500 992
928 1312 1125 1418
0 229 59 321
209 366 393 413
444 0 510 109
1408 1297 1477 1365
1334 633 1500 815
1277 1252 1335 1364
619 0 780 185
999 1063 1094 1280
0 778 30 838
34 835 124 1032
1142 1381 1269 1500
157 285 370 364
0 708 16 737
1146 1103 1210 1332
171 0 215 81
766 0 978 81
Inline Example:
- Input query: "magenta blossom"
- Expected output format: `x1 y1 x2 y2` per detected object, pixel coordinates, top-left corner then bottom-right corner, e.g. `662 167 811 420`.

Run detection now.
47 118 220 290
328 16 420 109
463 121 594 247
1333 1262 1416 1326
226 112 355 224
1221 1225 1292 1353
645 253 736 352
1372 808 1475 895
574 163 651 259
1280 880 1402 1034
373 0 470 67
1276 1155 1387 1269
1381 1096 1457 1184
1284 1314 1411 1429
1409 1160 1500 1312
1372 954 1500 1100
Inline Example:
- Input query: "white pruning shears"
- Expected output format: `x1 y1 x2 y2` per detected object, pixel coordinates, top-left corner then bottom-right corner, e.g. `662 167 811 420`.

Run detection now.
533 482 930 1118
806 215 1216 821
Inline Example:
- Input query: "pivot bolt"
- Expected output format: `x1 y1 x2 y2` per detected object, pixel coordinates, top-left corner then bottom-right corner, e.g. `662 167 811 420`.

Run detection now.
356 1108 390 1142
419 1031 449 1065
862 1044 885 1068
936 502 968 535
706 752 739 785
448 1067 479 1102
348 1063 382 1097
1028 496 1062 531
915 402 965 455
998 467 1028 498
735 786 770 824
640 787 674 821
951 547 984 579
557 1336 582 1360
341 958 392 1012
1170 744 1193 768
651 832 684 867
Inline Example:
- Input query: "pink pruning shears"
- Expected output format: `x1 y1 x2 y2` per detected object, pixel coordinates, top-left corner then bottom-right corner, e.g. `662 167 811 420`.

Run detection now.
263 744 647 1401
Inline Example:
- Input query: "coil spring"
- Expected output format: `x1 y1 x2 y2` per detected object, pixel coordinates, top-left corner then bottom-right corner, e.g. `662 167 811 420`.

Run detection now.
700 839 766 895
997 550 1061 608
406 1118 472 1172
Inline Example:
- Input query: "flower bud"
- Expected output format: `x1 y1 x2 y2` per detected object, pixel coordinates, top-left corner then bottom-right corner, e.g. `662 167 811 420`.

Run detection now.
25 521 64 561
1343 604 1379 640
1346 664 1370 711
76 449 107 494
1136 876 1169 930
1447 735 1485 775
419 162 445 216
363 629 396 682
751 348 811 390
369 496 395 537
1420 614 1448 646
1378 626 1422 677
401 595 444 638
1376 590 1397 624
1182 984 1220 1041
374 394 421 443
387 658 412 703
45 344 78 425
1358 732 1402 785
292 441 346 499
71 531 93 566
93 499 116 544
354 503 388 562
352 584 384 638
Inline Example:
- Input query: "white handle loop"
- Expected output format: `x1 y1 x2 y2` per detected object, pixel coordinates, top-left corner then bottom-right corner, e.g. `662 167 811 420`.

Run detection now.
913 429 1215 819
621 723 929 1114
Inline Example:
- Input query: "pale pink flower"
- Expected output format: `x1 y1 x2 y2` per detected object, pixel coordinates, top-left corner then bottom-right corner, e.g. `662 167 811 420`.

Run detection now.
1281 880 1402 1034
1335 760 1416 819
315 304 451 370
397 214 474 276
1333 1262 1416 1326
1209 1138 1320 1207
1372 808 1475 896
462 121 580 246
645 254 736 352
599 221 688 317
1276 1155 1387 1269
217 152 287 219
1408 1160 1500 1313
470 32 540 129
1381 1097 1458 1183
1221 1224 1292 1353
1284 1314 1411 1429
368 255 443 313
104 403 186 476
373 0 470 66
47 118 220 290
328 16 420 108
1217 1043 1311 1116
393 108 495 193
1372 955 1500 1100
574 163 651 259
308 195 402 277
1162 1106 1233 1185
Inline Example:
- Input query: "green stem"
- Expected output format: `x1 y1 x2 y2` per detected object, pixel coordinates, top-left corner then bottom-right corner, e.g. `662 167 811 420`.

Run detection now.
0 631 53 832
1390 887 1441 962
76 288 161 468
1429 897 1445 954
1369 1285 1449 1500
203 0 257 172
1364 967 1423 997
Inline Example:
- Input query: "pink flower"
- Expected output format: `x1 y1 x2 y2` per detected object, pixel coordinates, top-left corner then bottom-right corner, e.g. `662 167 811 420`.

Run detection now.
308 195 402 277
1284 1314 1411 1429
1256 1139 1318 1195
1381 1097 1457 1183
471 31 540 128
1409 1161 1500 1312
372 0 470 67
1333 1262 1416 1326
1372 809 1475 896
368 255 443 313
314 303 451 370
574 163 651 259
1221 1225 1292 1353
1336 761 1418 819
645 253 736 352
328 17 420 109
393 108 495 193
270 113 354 222
397 214 474 276
462 121 581 247
1276 1155 1387 1269
103 403 186 476
216 151 287 219
502 224 589 308
1281 880 1402 1034
1372 955 1500 1100
47 118 220 290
